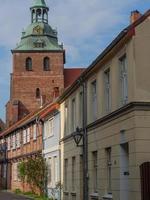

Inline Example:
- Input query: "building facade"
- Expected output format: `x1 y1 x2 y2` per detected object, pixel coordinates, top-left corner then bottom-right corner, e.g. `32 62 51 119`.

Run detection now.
59 10 150 200
2 109 43 192
41 103 61 199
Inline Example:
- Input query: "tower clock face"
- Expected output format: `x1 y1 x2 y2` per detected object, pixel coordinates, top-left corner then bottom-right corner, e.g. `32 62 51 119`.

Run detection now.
33 25 43 34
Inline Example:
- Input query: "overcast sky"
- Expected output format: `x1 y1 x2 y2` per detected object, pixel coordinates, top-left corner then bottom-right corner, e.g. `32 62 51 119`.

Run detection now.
0 0 150 121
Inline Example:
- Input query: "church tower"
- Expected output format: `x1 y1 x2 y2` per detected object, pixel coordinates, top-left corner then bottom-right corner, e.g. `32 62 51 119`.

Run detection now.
6 0 65 126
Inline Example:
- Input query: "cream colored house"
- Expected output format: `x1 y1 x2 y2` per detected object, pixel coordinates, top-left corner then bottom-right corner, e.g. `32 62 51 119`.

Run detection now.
58 10 150 200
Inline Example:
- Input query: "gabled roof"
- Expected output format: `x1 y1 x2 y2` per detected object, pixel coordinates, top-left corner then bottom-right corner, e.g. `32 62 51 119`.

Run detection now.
0 102 59 137
64 68 85 88
57 9 150 102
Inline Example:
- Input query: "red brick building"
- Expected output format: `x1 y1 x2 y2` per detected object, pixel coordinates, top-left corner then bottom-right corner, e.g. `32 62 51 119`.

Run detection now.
6 0 65 127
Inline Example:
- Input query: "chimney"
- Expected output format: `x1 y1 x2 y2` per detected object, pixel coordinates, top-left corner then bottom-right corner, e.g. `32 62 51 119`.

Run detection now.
130 10 142 24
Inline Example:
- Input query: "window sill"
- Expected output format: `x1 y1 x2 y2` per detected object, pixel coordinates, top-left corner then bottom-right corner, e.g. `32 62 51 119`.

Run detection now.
90 192 99 199
63 191 69 195
71 192 76 196
23 142 30 145
102 193 113 200
43 135 54 140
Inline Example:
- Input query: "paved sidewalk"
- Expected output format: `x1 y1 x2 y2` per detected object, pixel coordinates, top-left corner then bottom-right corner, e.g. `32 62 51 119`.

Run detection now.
0 191 32 200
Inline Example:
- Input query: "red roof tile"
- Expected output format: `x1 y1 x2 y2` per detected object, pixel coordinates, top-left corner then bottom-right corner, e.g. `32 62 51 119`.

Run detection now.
64 68 85 88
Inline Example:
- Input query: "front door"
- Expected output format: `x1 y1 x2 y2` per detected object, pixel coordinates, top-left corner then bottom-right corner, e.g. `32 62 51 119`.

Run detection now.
120 143 129 200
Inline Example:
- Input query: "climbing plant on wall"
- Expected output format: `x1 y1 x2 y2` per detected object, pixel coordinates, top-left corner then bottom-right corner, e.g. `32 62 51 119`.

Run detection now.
18 155 47 195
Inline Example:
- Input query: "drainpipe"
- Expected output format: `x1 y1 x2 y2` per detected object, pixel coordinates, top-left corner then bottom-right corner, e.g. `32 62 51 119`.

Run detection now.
82 80 89 200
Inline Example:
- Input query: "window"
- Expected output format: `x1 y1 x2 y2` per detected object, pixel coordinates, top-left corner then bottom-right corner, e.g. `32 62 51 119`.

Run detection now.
7 137 11 150
91 80 97 120
106 147 112 193
54 156 58 183
43 57 50 71
119 55 128 105
79 92 83 128
16 132 20 148
12 134 16 150
104 69 111 113
92 151 98 192
27 128 30 143
72 98 76 131
64 105 68 136
47 158 52 187
23 129 27 144
33 124 37 140
80 155 83 195
72 157 76 191
36 88 41 99
45 118 54 138
26 57 32 71
64 159 68 191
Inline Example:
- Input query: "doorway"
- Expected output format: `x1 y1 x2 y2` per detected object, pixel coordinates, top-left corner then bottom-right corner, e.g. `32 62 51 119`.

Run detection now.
120 143 129 200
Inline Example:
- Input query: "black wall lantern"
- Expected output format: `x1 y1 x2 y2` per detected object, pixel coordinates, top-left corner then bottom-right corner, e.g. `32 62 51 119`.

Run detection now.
72 127 83 147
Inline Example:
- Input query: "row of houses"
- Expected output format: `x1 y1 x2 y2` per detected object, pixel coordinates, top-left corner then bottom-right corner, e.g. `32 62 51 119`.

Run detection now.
1 10 150 200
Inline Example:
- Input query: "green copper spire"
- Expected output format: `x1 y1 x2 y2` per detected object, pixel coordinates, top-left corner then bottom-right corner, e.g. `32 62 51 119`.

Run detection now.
31 0 49 24
32 0 47 8
13 0 63 51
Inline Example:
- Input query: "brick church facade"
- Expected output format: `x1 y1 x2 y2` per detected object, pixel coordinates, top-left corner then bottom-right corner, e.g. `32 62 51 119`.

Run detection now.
6 0 68 127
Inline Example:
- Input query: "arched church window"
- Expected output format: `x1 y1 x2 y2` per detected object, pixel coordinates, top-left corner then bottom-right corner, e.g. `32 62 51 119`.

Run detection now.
32 9 36 23
36 9 42 22
43 57 50 71
26 57 32 71
36 88 40 99
37 9 42 16
43 9 48 23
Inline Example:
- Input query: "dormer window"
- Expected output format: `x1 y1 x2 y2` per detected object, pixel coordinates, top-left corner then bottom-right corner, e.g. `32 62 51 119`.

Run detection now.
34 39 45 48
26 57 32 71
43 57 50 71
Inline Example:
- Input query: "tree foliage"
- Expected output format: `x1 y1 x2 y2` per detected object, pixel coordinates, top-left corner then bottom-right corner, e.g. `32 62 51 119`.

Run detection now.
18 155 47 195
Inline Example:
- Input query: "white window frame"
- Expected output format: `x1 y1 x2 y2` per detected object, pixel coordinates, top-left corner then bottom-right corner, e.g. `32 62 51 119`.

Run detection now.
91 80 97 120
64 159 68 191
7 137 11 150
64 104 68 136
72 156 76 191
92 151 98 192
33 124 37 140
104 68 111 113
12 134 16 150
106 147 112 193
16 132 20 148
54 156 58 184
23 129 27 144
119 55 128 105
79 91 83 128
47 157 52 187
45 118 54 138
72 98 76 131
27 127 30 143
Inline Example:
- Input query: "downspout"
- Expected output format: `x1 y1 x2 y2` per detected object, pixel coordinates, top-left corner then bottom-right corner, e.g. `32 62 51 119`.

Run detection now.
82 80 89 200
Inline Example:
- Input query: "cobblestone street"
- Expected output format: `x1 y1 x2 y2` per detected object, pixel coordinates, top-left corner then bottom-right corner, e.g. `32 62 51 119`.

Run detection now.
0 191 32 200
